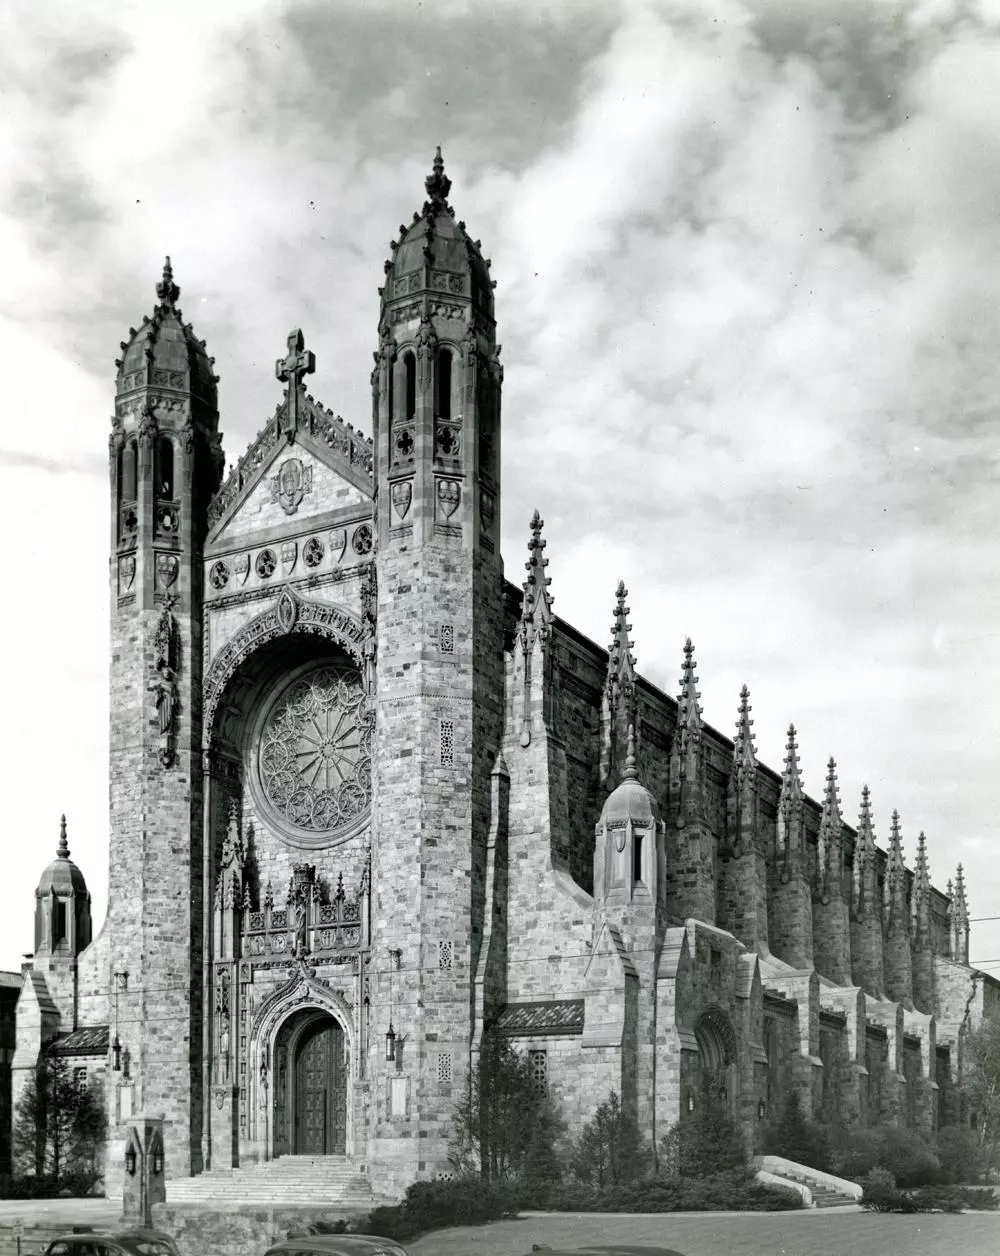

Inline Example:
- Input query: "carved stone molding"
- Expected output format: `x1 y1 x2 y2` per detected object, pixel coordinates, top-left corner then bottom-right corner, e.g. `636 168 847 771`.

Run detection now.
203 591 368 746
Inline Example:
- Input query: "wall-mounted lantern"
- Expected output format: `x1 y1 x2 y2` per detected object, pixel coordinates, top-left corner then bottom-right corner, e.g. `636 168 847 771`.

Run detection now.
124 1144 137 1176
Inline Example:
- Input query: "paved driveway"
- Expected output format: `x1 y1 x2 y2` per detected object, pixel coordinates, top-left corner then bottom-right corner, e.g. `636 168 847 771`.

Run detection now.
409 1208 999 1256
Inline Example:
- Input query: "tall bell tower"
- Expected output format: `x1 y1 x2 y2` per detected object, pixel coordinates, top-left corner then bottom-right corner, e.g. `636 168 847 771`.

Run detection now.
370 151 505 1193
107 260 224 1176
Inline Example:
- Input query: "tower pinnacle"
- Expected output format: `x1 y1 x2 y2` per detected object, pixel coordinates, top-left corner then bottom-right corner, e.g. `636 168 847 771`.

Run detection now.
817 756 843 898
57 814 69 860
155 255 179 308
424 146 452 212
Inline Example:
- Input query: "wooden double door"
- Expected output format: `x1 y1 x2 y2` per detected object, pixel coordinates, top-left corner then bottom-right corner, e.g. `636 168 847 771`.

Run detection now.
294 1016 347 1154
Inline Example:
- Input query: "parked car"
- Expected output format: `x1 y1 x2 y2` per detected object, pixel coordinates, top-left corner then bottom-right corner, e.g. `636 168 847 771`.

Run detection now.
43 1231 179 1256
263 1237 408 1256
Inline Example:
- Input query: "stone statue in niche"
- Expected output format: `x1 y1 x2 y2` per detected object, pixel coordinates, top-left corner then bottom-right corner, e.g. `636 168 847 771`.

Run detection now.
293 899 309 957
219 1010 231 1082
152 596 179 767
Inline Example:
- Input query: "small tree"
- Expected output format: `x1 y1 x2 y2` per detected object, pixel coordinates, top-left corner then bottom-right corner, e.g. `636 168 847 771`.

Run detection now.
965 1010 1000 1167
450 1035 561 1185
572 1090 650 1189
759 1090 831 1172
660 1097 747 1179
12 1058 107 1188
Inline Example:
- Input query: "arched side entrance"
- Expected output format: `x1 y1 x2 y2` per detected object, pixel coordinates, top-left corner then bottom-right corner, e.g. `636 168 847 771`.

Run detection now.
694 1007 740 1115
272 1009 348 1155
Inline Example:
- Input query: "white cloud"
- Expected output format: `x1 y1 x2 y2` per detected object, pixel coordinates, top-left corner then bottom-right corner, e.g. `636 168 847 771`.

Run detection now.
2 0 1000 973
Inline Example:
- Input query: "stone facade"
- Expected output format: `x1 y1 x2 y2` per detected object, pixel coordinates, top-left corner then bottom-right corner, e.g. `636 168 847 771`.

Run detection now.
10 152 999 1199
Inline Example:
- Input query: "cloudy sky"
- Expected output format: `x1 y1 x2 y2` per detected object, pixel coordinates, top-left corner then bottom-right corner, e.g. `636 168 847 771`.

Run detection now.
2 0 999 977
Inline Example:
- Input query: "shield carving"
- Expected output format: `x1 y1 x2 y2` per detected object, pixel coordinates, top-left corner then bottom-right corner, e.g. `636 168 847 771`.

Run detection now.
281 541 297 574
155 553 179 589
271 457 313 515
118 554 136 594
234 553 250 584
437 480 460 519
329 528 347 562
391 480 412 522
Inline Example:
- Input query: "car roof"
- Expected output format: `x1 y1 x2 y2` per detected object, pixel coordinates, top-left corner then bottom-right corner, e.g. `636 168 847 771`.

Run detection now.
265 1239 403 1255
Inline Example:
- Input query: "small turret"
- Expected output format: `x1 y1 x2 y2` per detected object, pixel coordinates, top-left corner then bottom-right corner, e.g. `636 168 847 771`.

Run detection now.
595 727 663 904
34 816 92 958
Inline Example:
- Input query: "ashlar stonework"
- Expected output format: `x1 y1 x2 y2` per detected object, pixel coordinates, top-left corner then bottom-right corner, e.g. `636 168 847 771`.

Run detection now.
10 155 1000 1202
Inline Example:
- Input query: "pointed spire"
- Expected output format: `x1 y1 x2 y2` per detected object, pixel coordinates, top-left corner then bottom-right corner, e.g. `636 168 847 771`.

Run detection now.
854 784 877 915
520 509 553 643
155 255 180 308
727 685 758 855
732 685 757 780
884 809 908 930
424 146 452 211
607 581 637 694
56 814 70 860
677 638 703 754
952 863 970 964
622 723 638 782
954 863 969 924
817 757 843 896
777 724 804 867
912 831 932 943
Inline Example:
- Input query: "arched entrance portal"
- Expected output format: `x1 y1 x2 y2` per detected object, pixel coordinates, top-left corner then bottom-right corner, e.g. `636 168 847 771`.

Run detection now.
694 1007 739 1116
272 1009 348 1156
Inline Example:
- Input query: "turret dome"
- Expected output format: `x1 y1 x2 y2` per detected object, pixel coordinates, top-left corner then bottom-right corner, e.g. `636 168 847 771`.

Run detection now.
36 815 88 898
381 149 495 323
599 727 658 828
115 257 219 422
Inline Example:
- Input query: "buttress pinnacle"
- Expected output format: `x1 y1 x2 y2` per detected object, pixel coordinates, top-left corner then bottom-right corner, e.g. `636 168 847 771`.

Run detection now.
520 510 553 642
677 638 703 753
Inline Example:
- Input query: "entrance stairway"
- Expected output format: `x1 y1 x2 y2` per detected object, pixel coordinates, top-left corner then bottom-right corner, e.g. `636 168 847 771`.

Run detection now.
165 1155 383 1210
753 1155 863 1209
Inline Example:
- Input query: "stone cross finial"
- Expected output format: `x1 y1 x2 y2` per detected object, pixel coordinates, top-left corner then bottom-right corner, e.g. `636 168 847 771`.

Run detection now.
156 256 180 307
276 329 316 439
57 814 69 860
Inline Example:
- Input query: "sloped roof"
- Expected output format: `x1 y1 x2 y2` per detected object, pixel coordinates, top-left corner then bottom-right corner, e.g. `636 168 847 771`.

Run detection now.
48 1025 109 1057
0 970 23 990
494 1000 584 1037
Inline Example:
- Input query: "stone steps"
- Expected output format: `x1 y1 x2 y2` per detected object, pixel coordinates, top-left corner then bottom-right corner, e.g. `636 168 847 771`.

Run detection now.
165 1155 382 1209
781 1171 859 1208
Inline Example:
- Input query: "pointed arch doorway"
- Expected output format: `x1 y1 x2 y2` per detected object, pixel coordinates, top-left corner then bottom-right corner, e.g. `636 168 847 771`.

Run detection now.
274 1009 348 1155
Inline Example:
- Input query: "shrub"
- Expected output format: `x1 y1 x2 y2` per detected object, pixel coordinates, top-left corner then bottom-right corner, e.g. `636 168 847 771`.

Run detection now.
759 1091 832 1172
352 1176 519 1240
832 1123 942 1187
571 1091 651 1189
934 1125 989 1184
659 1100 747 1180
540 1172 802 1212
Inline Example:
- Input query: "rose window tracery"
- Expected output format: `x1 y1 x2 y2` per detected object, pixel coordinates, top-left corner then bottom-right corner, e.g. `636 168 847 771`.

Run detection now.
256 662 373 841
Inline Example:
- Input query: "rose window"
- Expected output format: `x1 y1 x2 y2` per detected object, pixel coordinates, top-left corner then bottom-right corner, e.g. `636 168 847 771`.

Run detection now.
257 662 373 840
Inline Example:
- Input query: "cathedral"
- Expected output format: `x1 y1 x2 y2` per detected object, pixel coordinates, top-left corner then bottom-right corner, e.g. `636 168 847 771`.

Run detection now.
10 151 998 1201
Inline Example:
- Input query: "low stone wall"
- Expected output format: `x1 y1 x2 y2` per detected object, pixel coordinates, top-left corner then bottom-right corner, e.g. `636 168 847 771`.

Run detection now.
153 1204 375 1256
